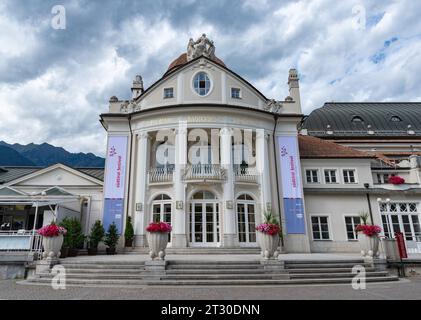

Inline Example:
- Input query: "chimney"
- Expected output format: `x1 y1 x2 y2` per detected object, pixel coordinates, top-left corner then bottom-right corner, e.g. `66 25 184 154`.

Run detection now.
288 68 301 112
131 75 144 99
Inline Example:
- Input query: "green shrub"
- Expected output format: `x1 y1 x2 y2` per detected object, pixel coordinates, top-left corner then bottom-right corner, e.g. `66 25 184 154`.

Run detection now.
88 220 105 249
60 217 85 249
124 216 134 242
104 222 120 249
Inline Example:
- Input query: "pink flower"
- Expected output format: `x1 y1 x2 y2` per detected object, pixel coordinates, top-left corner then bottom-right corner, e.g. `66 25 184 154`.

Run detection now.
388 176 405 185
146 222 172 233
37 223 67 237
355 224 382 237
256 223 280 236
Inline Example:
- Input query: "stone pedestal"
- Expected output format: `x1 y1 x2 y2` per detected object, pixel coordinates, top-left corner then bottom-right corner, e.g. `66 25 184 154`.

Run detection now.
35 258 59 275
144 260 167 278
260 259 285 273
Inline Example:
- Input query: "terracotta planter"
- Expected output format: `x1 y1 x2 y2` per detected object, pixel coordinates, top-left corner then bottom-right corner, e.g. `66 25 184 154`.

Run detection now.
358 233 380 257
147 232 169 260
68 248 78 257
125 239 133 247
87 247 98 256
61 247 69 258
257 231 280 259
42 235 64 260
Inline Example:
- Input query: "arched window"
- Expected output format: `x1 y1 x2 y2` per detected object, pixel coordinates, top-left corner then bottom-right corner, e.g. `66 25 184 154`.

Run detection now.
193 72 211 96
151 194 172 241
236 194 256 244
192 191 217 200
351 116 364 123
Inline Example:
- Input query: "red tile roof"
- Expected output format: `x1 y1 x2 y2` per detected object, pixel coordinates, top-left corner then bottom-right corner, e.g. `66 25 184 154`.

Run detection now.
298 135 375 159
166 53 226 74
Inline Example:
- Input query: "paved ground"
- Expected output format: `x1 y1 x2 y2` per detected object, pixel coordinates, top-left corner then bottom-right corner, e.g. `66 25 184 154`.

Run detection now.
0 277 419 300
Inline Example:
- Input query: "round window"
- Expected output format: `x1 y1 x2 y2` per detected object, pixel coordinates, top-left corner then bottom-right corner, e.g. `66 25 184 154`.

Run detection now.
193 72 211 96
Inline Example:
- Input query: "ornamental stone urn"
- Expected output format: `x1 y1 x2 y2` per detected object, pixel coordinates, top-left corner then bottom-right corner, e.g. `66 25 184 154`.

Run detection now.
147 232 169 260
257 231 280 260
358 233 380 258
42 234 64 260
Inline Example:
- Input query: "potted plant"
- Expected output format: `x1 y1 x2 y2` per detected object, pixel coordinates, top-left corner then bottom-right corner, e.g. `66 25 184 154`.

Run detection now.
104 222 120 255
87 220 105 255
124 216 134 247
61 217 85 257
146 221 172 260
388 175 405 185
255 211 281 259
37 222 67 260
356 216 382 258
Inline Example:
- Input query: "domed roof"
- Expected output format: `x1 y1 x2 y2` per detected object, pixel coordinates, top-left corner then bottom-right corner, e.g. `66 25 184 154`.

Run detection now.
302 102 421 138
166 53 226 75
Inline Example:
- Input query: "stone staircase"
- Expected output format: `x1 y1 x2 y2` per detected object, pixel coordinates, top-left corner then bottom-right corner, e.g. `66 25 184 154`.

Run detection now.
22 257 398 287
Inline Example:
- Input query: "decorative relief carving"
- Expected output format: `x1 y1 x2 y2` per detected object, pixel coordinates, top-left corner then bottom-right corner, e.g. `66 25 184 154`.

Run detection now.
187 34 216 61
265 99 283 114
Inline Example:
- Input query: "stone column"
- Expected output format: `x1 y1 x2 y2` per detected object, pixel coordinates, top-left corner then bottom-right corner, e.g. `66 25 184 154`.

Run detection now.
172 122 187 247
256 129 272 216
220 127 236 247
134 132 150 246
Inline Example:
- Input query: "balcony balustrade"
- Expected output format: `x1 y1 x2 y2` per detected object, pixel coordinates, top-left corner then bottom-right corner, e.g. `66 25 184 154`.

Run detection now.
233 165 259 183
148 165 174 183
183 164 226 181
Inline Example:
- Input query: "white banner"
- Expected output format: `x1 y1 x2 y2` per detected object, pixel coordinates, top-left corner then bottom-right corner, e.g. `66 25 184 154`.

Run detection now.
278 136 303 199
104 136 128 199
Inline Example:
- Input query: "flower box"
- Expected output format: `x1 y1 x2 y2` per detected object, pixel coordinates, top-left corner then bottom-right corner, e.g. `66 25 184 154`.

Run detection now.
256 223 280 259
37 223 67 260
356 224 381 257
388 176 405 185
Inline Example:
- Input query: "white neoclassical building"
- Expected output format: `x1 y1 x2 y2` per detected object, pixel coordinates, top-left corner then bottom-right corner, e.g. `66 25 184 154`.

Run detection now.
100 34 310 252
99 35 421 254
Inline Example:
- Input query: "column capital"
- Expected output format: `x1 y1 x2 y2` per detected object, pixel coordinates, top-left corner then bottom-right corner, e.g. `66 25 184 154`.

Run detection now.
220 127 233 137
175 127 187 135
137 131 150 141
256 129 270 140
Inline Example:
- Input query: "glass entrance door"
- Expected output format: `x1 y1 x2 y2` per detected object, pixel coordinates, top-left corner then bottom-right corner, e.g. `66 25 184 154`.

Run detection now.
189 202 220 246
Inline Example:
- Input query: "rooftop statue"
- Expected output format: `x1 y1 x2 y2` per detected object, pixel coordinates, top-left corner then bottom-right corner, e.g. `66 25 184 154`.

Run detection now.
187 34 216 61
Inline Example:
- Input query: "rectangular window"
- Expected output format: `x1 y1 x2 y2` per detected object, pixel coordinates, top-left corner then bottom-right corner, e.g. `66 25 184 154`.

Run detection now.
311 216 330 240
306 169 319 183
324 169 337 183
231 88 241 99
343 169 356 183
163 87 174 99
345 216 361 240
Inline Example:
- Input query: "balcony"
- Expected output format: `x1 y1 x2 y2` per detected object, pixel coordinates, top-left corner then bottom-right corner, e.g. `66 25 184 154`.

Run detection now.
148 165 174 184
183 164 226 182
233 165 259 183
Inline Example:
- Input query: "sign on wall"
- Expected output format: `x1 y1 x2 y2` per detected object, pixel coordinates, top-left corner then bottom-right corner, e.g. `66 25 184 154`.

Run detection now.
278 136 306 234
102 135 128 234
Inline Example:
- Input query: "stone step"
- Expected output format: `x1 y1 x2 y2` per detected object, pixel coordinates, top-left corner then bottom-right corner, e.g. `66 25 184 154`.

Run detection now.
23 275 399 287
161 273 288 280
59 260 145 266
167 264 263 270
57 268 145 274
37 273 145 280
145 276 399 286
56 264 145 269
167 260 261 265
166 269 269 275
289 271 389 279
285 263 372 269
284 259 365 265
124 248 261 255
288 267 376 274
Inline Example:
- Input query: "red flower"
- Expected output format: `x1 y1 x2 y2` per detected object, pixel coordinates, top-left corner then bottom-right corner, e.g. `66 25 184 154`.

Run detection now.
256 223 280 235
388 176 405 185
146 222 172 233
37 223 67 237
355 224 381 237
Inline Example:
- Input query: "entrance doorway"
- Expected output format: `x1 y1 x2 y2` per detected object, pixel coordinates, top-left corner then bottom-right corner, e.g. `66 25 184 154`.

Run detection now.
151 194 172 243
189 191 220 246
236 194 257 245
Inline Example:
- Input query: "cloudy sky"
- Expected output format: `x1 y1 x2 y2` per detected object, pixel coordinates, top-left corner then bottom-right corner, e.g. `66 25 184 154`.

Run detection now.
1 0 420 156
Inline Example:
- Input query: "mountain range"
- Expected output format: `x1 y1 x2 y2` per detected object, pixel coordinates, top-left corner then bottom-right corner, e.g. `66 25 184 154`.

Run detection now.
0 141 105 167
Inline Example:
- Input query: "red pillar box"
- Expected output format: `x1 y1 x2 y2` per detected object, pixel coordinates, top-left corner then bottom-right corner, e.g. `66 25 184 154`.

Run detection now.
395 232 408 259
